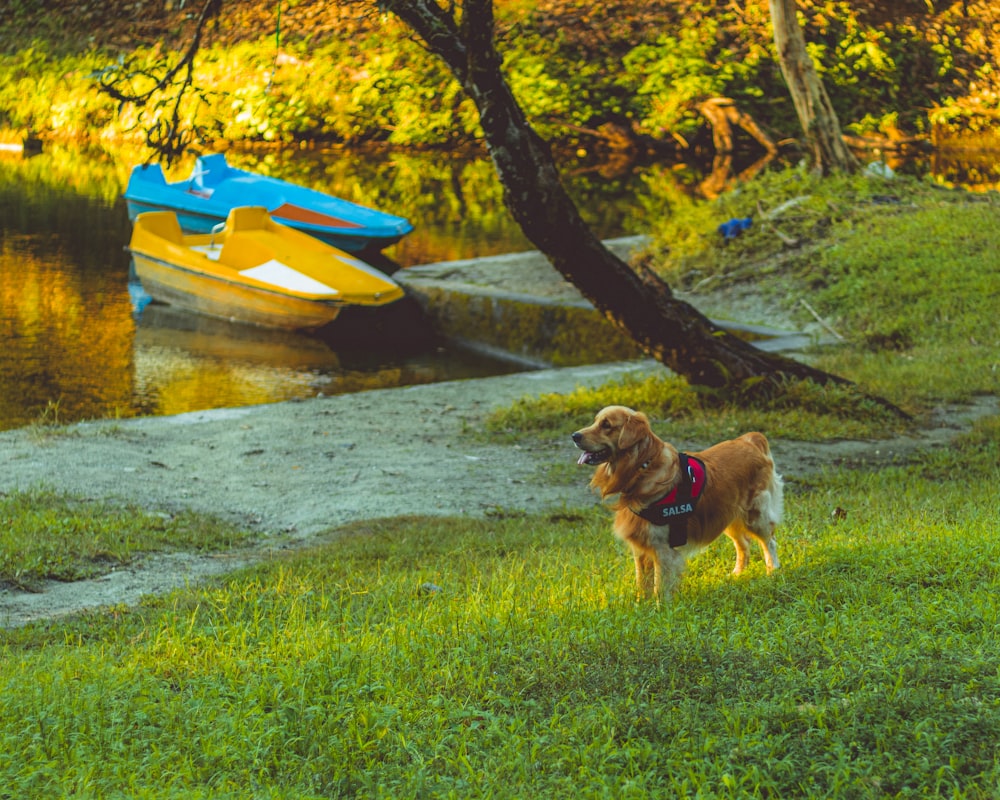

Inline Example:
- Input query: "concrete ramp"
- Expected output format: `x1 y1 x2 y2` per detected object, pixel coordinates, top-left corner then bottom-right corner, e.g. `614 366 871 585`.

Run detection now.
396 237 824 367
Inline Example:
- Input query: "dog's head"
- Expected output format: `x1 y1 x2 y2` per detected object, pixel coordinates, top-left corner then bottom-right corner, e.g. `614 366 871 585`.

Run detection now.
573 406 679 500
572 405 651 467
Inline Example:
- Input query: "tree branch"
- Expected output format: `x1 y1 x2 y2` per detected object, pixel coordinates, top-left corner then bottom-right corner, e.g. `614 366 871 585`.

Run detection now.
93 0 222 163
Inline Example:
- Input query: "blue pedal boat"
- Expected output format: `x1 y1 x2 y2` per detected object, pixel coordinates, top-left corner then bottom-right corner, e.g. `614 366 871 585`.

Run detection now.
124 153 413 254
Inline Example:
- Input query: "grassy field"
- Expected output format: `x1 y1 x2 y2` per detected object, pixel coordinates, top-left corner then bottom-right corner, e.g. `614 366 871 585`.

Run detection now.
1 170 998 798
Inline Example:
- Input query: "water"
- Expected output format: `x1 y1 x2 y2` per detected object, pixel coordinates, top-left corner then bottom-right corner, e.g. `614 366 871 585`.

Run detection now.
0 144 657 431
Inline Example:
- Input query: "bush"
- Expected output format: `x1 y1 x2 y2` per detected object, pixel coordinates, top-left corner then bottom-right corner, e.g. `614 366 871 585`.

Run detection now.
0 1 996 147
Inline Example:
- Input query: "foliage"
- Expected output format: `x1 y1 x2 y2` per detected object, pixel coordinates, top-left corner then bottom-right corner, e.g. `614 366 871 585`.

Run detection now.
1 419 998 796
502 25 629 141
793 1 958 135
0 1 997 149
621 7 769 141
0 47 114 138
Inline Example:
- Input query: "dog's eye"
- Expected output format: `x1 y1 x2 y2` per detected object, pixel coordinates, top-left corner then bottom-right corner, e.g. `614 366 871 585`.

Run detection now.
600 420 612 430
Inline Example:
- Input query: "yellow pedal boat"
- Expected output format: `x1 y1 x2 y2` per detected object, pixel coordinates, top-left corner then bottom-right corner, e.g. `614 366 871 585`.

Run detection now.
129 206 404 330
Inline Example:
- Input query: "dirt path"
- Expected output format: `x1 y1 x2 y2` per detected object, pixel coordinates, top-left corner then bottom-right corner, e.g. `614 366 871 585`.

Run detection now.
2 360 995 628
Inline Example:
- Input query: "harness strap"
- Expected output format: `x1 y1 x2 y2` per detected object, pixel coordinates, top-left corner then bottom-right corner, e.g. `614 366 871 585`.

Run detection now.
631 454 707 548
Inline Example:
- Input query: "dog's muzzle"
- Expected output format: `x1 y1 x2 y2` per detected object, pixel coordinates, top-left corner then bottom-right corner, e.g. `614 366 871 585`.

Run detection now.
572 432 611 466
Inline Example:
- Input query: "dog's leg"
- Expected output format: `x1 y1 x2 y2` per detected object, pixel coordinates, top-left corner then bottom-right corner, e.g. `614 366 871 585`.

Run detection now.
729 520 780 575
725 524 753 575
650 545 685 601
744 528 780 573
631 547 655 600
758 532 780 573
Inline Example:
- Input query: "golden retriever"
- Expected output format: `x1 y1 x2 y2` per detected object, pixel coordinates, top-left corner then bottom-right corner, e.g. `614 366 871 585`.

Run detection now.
573 405 782 600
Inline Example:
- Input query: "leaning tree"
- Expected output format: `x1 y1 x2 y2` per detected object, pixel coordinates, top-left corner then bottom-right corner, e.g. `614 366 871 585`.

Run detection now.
366 0 860 392
100 0 891 404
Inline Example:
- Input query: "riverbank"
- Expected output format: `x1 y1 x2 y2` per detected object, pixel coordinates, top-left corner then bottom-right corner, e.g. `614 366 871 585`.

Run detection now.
3 350 996 628
396 236 826 368
0 361 652 626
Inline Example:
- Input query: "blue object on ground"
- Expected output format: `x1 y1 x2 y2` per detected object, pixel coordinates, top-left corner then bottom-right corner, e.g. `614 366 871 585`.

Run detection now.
718 216 753 239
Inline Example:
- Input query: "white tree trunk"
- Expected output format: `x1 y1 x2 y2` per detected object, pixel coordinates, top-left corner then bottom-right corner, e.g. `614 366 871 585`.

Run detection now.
769 0 859 172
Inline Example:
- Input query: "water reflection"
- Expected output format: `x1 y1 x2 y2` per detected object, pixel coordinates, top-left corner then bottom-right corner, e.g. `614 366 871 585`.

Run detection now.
213 144 654 268
130 301 510 418
0 188 135 429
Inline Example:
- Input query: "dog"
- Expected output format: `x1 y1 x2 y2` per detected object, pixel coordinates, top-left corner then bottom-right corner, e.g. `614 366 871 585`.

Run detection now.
572 405 782 600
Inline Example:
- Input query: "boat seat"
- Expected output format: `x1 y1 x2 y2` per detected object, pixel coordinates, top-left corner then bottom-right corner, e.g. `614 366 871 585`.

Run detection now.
141 212 185 245
225 206 272 232
219 232 269 271
190 153 228 190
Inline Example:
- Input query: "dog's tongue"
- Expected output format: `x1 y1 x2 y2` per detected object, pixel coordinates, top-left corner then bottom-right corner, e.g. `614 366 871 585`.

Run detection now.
577 451 592 465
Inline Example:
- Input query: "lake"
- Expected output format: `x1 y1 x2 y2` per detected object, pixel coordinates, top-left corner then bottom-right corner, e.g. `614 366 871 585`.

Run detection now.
0 143 660 431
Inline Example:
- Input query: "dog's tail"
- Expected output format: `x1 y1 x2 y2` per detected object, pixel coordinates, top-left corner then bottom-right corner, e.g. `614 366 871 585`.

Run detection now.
744 432 783 529
761 467 784 529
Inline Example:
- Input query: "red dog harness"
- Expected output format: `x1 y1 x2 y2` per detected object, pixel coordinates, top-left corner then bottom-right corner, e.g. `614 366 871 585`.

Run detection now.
632 454 707 548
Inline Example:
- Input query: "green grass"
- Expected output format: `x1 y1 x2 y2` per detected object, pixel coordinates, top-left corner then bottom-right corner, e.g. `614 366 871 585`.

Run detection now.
643 169 1000 407
1 168 999 797
1 420 998 798
0 488 250 590
484 371 913 445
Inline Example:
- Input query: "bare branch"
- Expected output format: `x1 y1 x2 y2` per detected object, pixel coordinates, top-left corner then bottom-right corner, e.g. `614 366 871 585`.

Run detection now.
92 0 222 164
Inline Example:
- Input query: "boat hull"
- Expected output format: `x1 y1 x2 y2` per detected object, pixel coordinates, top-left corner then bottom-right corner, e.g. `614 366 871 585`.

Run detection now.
128 207 404 330
124 154 413 254
131 252 342 330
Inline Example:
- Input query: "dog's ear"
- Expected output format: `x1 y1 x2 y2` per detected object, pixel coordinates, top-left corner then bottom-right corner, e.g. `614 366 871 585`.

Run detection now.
618 411 650 450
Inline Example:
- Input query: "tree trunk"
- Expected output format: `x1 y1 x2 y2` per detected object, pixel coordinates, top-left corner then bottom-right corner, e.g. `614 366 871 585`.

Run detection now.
384 0 846 390
769 0 859 173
